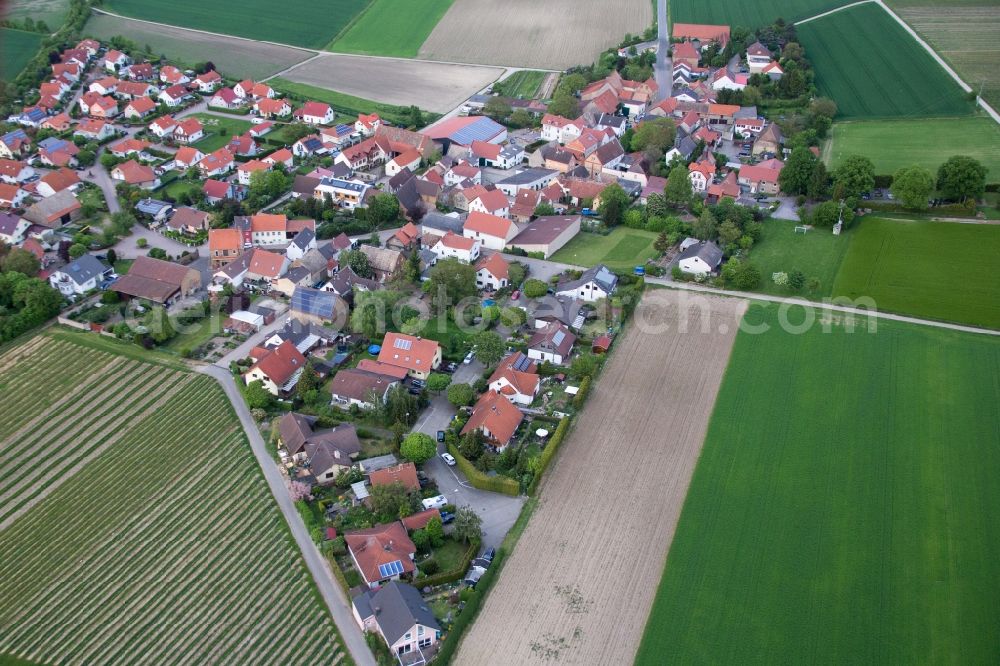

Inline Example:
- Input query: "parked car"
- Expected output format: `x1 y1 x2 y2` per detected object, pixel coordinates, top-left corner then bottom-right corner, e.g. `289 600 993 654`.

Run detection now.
437 430 446 443
408 387 422 395
472 557 491 569
482 547 496 562
422 494 448 510
444 361 458 373
440 452 456 466
440 511 455 524
464 566 485 587
411 378 425 388
463 351 475 364
511 290 520 300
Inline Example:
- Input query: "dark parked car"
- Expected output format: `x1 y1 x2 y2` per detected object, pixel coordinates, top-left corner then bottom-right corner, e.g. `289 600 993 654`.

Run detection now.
472 557 491 569
444 362 458 373
482 547 496 562
440 511 455 524
437 430 445 443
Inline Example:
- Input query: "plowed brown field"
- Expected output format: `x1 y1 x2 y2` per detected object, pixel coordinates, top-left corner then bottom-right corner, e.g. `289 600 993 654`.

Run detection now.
418 0 653 69
454 289 747 664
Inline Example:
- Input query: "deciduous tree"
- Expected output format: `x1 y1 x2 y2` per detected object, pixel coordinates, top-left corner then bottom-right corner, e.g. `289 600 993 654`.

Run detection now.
891 165 934 210
936 155 987 202
400 432 436 465
453 507 483 544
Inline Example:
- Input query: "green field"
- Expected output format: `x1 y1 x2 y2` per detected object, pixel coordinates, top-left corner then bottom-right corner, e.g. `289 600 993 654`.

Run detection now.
832 216 1000 328
798 4 973 119
190 113 253 152
328 0 453 56
671 0 843 27
0 333 349 664
827 116 1000 177
270 78 435 126
549 228 659 270
493 70 547 99
104 0 369 49
0 28 43 81
746 218 851 297
637 304 1000 664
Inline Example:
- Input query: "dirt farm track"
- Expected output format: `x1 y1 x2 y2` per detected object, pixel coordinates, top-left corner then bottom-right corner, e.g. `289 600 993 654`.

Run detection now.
455 290 747 664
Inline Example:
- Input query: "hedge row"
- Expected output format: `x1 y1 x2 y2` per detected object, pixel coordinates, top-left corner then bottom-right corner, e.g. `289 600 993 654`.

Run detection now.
572 376 592 409
527 417 570 496
414 539 479 589
447 442 520 496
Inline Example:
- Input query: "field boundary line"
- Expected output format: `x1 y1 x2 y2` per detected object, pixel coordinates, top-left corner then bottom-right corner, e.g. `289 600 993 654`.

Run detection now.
91 7 553 72
644 278 1000 337
794 0 1000 124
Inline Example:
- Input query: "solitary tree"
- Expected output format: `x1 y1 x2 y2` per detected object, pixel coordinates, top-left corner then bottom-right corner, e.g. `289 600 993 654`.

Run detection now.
664 164 692 207
447 382 475 407
597 181 630 227
400 432 436 465
523 278 548 298
453 507 483 544
473 330 504 367
426 372 452 394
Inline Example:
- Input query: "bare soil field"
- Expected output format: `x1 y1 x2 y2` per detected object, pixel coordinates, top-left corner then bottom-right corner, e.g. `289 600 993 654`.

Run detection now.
895 6 1000 109
85 14 312 80
418 0 653 69
281 54 503 113
454 289 747 664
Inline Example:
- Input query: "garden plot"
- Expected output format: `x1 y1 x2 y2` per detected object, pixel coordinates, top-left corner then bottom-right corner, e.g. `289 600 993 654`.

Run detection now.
0 334 346 665
454 289 747 664
418 0 653 69
282 54 503 114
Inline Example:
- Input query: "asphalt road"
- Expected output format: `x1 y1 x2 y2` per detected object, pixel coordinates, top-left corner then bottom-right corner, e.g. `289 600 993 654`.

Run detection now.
411 360 526 551
199 365 377 666
654 0 671 102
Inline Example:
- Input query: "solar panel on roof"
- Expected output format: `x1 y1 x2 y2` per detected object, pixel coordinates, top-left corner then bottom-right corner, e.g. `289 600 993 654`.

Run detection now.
394 338 412 350
553 330 565 345
378 560 404 578
513 356 531 372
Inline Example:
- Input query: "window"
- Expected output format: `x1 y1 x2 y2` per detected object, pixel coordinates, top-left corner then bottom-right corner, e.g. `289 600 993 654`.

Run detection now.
417 626 424 636
418 638 432 648
404 632 411 641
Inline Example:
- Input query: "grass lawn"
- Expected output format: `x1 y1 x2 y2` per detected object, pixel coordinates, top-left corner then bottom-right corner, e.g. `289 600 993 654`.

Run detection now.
798 3 973 119
746 219 851 297
549 228 659 271
827 117 1000 177
328 0 454 57
3 0 69 27
832 216 1000 328
636 303 1000 664
671 0 845 26
493 71 547 99
159 178 203 202
163 310 224 353
191 113 253 153
432 539 471 573
104 0 370 49
414 313 475 359
0 28 43 81
270 78 434 127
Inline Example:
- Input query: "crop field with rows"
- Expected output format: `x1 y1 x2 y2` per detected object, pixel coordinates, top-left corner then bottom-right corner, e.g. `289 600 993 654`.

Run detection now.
0 334 348 665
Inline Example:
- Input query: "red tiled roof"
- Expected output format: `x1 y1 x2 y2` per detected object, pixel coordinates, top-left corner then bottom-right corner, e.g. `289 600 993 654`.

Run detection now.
377 333 440 374
345 522 415 585
475 252 509 280
461 392 523 447
400 508 441 531
252 339 306 385
464 210 512 238
209 228 241 252
369 462 420 491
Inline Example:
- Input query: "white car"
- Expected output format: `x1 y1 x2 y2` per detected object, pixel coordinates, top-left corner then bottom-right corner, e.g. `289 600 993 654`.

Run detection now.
441 452 456 466
463 351 475 364
422 494 448 510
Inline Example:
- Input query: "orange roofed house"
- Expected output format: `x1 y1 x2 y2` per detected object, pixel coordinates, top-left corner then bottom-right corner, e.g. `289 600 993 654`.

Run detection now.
345 522 416 588
461 392 524 450
244 339 307 395
369 462 420 492
208 228 244 268
377 332 441 381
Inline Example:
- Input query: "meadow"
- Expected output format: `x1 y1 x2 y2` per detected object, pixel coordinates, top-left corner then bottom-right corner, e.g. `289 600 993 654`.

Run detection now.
670 0 843 27
0 333 349 664
103 0 369 49
493 70 547 99
549 227 659 270
270 78 435 126
636 303 1000 664
190 113 253 153
746 218 851 297
2 0 68 27
827 116 1000 177
832 216 1000 329
328 0 454 57
798 3 973 119
0 28 43 81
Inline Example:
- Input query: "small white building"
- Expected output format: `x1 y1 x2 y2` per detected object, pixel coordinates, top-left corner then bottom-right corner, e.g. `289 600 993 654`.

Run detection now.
48 255 112 296
677 240 723 275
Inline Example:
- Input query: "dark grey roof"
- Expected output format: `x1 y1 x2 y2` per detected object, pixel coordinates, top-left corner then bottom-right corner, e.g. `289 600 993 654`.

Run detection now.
306 423 361 471
420 211 465 235
388 167 414 192
326 266 379 296
733 105 758 119
679 240 723 267
290 227 315 251
594 113 626 129
495 168 556 187
353 581 440 646
557 264 618 295
530 295 584 328
285 265 312 283
60 254 111 286
292 175 320 197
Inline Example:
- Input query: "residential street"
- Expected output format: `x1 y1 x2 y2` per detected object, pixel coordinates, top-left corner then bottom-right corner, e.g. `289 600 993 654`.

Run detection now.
411 360 527 551
198 365 377 666
653 0 671 102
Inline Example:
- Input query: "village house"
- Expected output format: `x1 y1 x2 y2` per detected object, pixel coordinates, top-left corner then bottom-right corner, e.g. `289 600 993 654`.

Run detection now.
294 101 335 125
48 254 113 296
431 231 481 264
507 215 581 259
158 84 191 107
277 412 362 477
376 332 441 381
330 367 400 410
345 523 416 588
0 183 27 209
461 391 524 450
488 352 540 406
0 212 30 244
193 70 222 93
122 96 157 120
256 98 292 119
108 137 150 158
313 177 369 210
738 158 784 195
556 264 618 302
753 123 783 156
112 255 201 304
244 339 307 395
37 138 79 168
111 160 159 189
74 118 115 142
160 65 189 85
166 206 210 235
354 113 381 136
359 245 405 282
198 148 236 177
678 240 724 275
209 228 243 268
0 159 34 184
352 582 441 660
689 156 717 192
149 115 178 138
209 87 240 110
463 211 517 250
475 252 509 291
173 118 205 144
173 146 204 170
